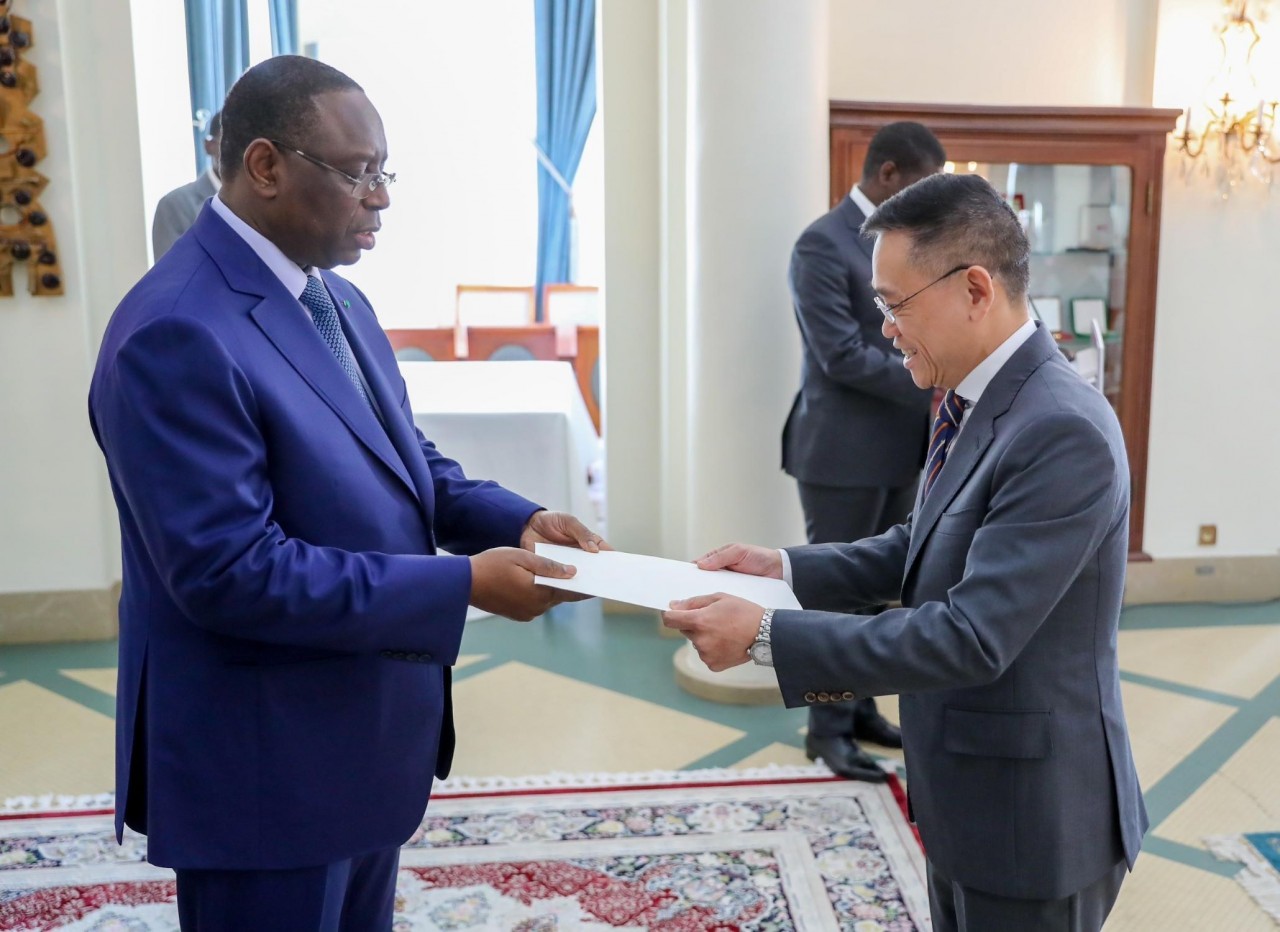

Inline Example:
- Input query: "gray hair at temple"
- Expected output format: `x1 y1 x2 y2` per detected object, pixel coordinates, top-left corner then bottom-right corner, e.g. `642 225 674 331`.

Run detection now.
861 172 1031 301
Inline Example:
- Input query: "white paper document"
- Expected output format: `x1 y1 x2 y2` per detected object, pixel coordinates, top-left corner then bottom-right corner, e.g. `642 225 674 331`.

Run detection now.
534 544 802 612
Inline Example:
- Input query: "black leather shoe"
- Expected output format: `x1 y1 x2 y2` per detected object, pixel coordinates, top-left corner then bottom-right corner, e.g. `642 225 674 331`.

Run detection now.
805 734 887 783
854 711 903 749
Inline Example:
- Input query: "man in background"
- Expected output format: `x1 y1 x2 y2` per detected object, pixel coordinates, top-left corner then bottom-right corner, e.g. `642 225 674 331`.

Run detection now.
781 121 946 781
151 110 222 259
91 57 601 929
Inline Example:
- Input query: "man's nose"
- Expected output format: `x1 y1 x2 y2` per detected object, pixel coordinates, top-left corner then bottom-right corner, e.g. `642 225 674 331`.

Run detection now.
365 183 391 211
882 316 898 339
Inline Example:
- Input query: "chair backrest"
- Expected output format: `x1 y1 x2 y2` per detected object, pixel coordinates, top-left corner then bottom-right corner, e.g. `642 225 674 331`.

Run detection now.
466 325 558 362
574 325 601 433
543 284 600 328
384 328 458 362
455 285 536 330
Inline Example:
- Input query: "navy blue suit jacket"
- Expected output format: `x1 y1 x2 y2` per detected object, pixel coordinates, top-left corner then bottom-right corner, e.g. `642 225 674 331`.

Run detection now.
88 205 539 870
782 197 932 489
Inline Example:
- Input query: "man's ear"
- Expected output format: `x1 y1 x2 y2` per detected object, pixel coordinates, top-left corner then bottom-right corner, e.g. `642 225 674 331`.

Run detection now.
878 160 900 189
963 265 998 321
241 138 281 195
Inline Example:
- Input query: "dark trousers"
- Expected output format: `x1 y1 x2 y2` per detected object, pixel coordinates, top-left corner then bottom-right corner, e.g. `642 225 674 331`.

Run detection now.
927 858 1127 932
175 846 400 931
797 480 917 738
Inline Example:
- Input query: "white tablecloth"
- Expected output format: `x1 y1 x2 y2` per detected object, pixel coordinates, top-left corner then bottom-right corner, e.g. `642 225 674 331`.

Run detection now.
400 361 600 529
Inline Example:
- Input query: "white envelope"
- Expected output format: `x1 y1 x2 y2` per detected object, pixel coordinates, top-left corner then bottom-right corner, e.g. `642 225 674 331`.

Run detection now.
534 543 801 612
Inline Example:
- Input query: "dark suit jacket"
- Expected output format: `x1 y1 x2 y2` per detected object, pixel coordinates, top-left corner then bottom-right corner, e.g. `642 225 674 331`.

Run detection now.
782 196 932 488
772 324 1147 900
151 171 217 260
89 204 539 870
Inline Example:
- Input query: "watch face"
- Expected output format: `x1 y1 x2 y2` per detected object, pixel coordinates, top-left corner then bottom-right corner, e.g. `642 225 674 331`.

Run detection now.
749 641 773 666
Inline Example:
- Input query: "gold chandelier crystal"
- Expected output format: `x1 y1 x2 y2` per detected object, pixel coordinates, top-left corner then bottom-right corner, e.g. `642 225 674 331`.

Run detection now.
1174 0 1280 197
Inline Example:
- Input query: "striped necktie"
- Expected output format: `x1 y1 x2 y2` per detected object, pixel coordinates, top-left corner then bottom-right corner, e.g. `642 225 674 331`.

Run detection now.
923 390 970 497
299 275 374 413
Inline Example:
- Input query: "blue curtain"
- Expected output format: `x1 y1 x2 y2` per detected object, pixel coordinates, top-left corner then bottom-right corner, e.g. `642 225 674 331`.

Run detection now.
534 0 596 320
269 0 299 56
184 0 249 174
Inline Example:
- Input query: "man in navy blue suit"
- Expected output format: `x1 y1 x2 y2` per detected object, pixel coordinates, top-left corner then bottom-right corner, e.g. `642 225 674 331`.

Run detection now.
89 56 600 930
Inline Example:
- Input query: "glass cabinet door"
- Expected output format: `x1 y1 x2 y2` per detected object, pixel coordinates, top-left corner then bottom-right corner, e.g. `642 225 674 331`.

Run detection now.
960 162 1131 412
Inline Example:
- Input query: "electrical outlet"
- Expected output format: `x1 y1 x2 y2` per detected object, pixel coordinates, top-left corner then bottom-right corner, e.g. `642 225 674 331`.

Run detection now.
1198 524 1217 546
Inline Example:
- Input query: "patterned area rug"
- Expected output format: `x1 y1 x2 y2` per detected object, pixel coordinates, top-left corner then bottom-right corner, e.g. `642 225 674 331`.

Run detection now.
0 767 927 931
1206 831 1280 925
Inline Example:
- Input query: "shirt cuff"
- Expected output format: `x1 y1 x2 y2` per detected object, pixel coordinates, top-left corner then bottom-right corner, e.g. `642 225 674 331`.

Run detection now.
778 549 793 588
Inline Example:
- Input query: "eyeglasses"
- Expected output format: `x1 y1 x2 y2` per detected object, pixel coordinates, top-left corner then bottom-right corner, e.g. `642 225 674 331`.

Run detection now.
874 265 971 325
270 140 396 199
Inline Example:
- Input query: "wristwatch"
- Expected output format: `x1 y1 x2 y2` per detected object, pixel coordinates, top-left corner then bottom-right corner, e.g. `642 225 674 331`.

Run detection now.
748 608 775 667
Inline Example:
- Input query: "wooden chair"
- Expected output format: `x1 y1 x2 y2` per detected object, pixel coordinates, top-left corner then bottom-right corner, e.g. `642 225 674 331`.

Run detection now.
384 328 457 362
455 285 536 329
542 284 600 328
574 325 601 433
465 325 558 362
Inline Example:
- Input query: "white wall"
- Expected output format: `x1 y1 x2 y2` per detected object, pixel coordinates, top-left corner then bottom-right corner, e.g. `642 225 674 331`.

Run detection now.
0 0 148 594
1145 0 1280 557
599 0 663 557
828 0 1145 106
131 0 195 264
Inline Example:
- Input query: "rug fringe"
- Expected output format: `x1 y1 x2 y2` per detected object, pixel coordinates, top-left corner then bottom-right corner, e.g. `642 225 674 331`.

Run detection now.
1205 833 1280 924
432 763 843 795
1 792 115 815
1 765 854 815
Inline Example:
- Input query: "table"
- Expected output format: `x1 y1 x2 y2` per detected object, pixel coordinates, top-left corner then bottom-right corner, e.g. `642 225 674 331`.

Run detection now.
400 361 601 529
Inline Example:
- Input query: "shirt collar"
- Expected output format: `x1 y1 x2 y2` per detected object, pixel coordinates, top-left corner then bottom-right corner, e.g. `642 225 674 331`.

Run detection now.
956 318 1037 407
848 184 877 219
209 194 314 298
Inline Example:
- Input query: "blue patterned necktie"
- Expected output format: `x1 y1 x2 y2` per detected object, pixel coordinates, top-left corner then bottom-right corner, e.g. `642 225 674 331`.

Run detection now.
923 390 970 498
299 275 374 412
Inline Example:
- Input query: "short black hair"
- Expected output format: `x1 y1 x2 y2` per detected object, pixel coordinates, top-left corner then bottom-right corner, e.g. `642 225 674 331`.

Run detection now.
862 172 1031 300
862 121 946 182
219 56 362 181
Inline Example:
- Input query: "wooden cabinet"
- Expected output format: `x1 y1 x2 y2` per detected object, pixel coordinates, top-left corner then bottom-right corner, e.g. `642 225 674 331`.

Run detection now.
830 102 1181 558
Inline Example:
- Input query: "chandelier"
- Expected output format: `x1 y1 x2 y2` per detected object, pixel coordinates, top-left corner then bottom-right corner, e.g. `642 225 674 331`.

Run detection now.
1173 0 1279 198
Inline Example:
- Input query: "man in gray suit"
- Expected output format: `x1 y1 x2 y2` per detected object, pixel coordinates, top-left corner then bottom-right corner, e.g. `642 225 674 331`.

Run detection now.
665 173 1146 930
152 111 222 260
783 122 945 782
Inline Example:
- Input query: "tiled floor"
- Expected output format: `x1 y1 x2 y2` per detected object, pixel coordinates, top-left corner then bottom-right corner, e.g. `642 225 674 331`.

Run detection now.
1 599 1277 929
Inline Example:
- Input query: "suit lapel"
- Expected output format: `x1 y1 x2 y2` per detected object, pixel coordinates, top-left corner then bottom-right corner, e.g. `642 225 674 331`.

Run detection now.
325 274 436 521
903 324 1061 580
839 198 874 263
193 206 419 501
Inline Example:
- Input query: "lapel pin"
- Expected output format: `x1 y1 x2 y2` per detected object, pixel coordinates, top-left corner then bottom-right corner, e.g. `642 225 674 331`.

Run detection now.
343 299 350 308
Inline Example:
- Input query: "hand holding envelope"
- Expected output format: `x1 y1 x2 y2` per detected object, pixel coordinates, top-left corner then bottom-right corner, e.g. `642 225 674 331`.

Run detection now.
534 541 797 671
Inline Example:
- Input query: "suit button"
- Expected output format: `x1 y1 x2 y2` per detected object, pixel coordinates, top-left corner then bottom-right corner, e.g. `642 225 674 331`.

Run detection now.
817 692 831 702
804 691 817 702
842 691 856 701
418 653 432 662
381 650 394 658
404 653 419 662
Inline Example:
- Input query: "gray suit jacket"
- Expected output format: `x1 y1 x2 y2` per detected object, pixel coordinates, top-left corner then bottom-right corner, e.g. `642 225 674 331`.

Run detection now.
781 197 932 488
151 172 217 260
773 323 1147 900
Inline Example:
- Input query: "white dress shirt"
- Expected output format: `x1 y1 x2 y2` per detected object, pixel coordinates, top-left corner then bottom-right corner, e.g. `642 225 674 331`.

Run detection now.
849 184 877 219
